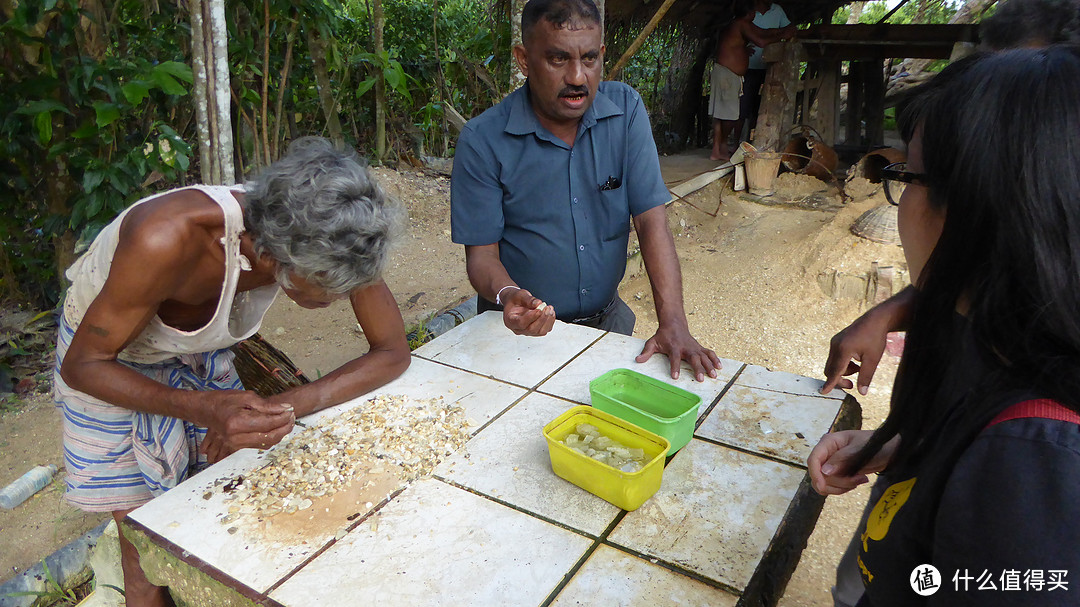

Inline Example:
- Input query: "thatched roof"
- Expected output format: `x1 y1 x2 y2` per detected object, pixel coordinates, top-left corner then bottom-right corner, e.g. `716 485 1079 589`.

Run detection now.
606 0 850 34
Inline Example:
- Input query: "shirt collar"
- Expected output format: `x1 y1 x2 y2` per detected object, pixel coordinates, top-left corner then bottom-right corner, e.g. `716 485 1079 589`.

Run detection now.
504 81 624 137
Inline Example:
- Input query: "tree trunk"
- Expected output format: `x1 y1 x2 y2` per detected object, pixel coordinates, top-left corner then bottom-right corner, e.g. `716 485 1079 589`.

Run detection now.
846 1 864 24
373 0 386 159
305 25 345 150
189 0 235 184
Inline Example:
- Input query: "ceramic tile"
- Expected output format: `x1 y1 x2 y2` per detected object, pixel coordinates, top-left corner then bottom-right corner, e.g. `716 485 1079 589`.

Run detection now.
696 384 841 466
735 364 847 400
435 392 621 536
607 439 805 590
551 545 738 606
412 311 601 388
270 479 593 606
300 355 527 433
535 331 741 408
127 436 392 593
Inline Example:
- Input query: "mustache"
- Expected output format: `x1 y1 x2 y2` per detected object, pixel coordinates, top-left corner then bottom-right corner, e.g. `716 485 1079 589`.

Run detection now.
559 86 589 98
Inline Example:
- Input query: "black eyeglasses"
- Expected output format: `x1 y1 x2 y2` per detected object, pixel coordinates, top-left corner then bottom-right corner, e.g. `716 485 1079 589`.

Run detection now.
881 162 928 206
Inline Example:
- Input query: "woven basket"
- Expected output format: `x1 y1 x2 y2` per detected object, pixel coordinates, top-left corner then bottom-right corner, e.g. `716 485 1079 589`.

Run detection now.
231 333 310 398
851 203 901 245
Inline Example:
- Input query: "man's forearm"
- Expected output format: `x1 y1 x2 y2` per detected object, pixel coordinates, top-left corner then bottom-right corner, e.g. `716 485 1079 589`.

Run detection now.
267 345 410 416
634 207 689 328
464 244 517 303
61 359 214 424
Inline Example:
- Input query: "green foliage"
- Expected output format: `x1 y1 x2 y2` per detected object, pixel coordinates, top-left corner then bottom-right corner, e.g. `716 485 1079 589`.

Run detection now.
832 0 960 25
0 0 193 307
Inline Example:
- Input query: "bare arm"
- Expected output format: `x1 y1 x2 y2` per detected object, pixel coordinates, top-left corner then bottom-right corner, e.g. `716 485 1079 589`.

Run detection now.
742 20 795 49
464 244 555 336
821 285 916 394
632 205 721 381
265 280 411 415
60 217 294 452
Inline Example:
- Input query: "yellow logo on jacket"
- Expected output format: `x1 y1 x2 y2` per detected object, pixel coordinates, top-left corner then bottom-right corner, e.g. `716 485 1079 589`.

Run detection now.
861 477 917 552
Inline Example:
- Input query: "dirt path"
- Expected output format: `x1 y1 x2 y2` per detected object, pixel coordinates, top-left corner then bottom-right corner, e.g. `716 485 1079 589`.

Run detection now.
1 161 906 605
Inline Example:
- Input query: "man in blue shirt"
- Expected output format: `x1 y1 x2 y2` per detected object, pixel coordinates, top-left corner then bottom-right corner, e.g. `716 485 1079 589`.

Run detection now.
451 0 720 382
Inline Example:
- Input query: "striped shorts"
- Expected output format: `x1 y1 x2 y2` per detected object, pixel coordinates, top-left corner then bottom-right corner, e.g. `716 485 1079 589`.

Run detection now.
53 316 242 512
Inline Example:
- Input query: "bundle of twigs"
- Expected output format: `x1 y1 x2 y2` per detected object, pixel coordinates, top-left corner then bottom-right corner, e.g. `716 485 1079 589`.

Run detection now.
231 333 310 398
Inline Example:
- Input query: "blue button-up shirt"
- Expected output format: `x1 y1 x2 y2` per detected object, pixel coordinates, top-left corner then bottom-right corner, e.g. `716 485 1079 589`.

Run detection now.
450 81 670 319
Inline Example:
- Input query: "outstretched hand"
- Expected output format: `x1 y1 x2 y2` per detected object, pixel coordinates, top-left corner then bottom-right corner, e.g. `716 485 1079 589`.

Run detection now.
502 287 556 336
198 390 295 463
822 313 892 395
636 323 721 382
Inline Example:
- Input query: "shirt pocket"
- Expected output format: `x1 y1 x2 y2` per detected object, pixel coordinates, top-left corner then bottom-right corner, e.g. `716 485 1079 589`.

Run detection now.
599 186 631 242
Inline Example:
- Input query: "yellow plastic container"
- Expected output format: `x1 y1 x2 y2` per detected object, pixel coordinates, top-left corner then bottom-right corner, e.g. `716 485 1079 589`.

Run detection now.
543 405 669 511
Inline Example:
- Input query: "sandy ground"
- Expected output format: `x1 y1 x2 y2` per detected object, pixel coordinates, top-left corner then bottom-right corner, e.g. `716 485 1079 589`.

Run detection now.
0 152 907 605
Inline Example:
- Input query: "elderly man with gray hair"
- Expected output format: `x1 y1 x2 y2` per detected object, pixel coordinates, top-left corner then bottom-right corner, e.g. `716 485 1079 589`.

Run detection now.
54 136 410 606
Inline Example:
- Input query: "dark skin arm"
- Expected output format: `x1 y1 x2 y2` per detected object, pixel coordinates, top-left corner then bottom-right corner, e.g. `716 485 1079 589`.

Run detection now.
741 19 796 49
60 208 296 458
463 243 557 336
632 205 722 382
821 285 915 394
200 280 411 462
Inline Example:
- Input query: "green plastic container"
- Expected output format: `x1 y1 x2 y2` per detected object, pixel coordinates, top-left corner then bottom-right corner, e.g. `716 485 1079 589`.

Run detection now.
589 368 702 455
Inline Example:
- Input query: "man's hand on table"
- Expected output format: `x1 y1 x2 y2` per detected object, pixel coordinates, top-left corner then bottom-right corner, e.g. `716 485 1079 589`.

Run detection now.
502 287 556 336
636 323 721 382
198 390 295 463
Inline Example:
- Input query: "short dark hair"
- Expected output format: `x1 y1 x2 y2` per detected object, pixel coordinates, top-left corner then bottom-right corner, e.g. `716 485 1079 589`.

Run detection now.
980 0 1080 49
521 0 601 44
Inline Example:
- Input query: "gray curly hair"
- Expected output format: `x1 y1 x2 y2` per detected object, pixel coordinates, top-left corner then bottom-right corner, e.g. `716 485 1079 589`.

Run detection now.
243 137 406 294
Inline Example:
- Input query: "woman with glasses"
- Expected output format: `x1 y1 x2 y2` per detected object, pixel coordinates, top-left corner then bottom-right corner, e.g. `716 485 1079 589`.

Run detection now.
808 45 1080 606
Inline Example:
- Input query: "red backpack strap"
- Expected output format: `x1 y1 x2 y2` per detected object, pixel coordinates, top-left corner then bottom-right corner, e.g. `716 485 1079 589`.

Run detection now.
986 399 1080 428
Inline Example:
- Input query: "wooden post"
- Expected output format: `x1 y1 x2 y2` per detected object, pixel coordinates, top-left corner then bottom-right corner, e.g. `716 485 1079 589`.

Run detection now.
752 41 802 152
816 60 840 145
845 60 864 145
606 0 678 80
863 58 886 147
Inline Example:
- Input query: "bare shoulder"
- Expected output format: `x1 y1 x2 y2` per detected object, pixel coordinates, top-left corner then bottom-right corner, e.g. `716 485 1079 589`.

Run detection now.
116 188 225 265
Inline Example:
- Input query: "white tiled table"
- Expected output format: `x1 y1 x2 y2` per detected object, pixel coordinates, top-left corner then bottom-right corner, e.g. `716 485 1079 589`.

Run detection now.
125 312 860 607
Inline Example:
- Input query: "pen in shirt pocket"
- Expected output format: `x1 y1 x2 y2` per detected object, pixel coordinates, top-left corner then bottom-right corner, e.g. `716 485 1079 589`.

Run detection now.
599 176 622 191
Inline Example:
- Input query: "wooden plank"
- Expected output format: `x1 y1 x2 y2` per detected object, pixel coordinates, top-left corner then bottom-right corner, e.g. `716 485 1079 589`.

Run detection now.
800 23 980 43
845 61 864 145
802 41 958 60
816 60 840 145
863 60 886 148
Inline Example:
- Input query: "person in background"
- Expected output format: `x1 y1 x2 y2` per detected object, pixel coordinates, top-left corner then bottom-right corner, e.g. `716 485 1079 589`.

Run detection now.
710 0 795 161
55 137 411 606
733 0 792 147
809 45 1080 607
451 0 721 382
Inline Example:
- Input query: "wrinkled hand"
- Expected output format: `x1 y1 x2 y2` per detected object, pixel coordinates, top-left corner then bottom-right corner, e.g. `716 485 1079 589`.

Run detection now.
198 390 294 462
502 287 556 336
821 311 892 396
636 323 721 382
807 430 896 496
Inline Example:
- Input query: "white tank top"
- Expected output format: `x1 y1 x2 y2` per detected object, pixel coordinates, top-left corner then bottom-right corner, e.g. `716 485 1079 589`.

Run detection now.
62 185 279 364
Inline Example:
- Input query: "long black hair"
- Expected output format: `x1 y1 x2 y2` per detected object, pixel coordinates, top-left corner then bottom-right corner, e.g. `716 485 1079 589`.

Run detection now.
848 45 1080 476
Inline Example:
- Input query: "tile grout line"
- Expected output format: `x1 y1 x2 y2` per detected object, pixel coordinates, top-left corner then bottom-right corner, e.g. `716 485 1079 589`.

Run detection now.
599 537 746 597
262 485 410 596
691 434 810 470
538 511 630 606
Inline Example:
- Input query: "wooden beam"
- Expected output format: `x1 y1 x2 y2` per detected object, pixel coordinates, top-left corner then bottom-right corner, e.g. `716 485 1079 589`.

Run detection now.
816 60 841 145
800 23 980 43
845 61 864 145
607 0 678 80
